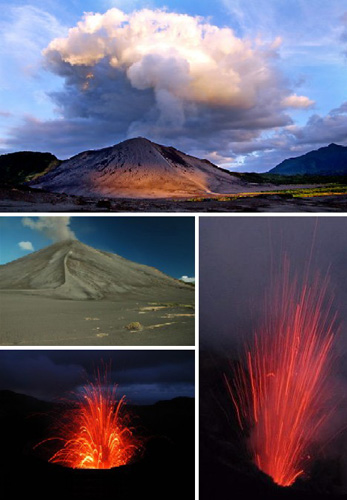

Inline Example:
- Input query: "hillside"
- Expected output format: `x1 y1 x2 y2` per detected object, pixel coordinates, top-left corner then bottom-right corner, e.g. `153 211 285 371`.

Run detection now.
0 239 191 300
28 137 245 197
268 143 347 176
0 151 60 185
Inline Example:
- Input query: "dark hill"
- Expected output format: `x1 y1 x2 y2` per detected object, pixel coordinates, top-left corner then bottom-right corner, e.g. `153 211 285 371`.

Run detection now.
0 151 60 186
268 143 347 176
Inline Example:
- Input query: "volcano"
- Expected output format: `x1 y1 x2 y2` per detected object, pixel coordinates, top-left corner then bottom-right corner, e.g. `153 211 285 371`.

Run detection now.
0 390 194 500
0 239 191 300
28 137 244 198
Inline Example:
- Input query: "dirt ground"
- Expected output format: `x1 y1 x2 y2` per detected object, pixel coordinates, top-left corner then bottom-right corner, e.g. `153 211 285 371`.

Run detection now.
1 186 347 212
0 293 195 346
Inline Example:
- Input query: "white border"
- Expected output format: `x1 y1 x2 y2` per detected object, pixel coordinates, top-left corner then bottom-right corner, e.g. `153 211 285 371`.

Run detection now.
2 211 347 500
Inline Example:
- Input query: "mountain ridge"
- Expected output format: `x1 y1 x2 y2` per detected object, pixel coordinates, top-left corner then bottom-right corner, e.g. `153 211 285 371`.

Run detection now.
268 143 347 175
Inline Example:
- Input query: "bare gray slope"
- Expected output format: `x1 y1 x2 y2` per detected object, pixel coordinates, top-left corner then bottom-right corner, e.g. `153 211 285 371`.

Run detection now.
0 240 192 300
29 137 245 198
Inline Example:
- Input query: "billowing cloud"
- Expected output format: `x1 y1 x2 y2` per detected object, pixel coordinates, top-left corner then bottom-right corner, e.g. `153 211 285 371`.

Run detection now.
44 8 284 107
3 6 343 172
22 216 76 242
1 7 307 159
18 241 34 251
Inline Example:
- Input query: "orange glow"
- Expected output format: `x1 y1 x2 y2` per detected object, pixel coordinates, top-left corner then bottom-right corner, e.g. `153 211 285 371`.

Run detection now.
225 258 336 487
45 367 142 469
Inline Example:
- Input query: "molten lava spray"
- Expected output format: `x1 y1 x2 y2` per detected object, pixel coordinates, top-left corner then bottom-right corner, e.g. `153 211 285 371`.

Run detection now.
45 366 142 469
226 257 337 487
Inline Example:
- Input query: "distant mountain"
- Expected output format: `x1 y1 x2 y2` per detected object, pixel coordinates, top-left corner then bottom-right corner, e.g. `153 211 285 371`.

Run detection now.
268 143 347 175
0 151 60 186
0 389 51 416
0 239 192 300
28 137 244 197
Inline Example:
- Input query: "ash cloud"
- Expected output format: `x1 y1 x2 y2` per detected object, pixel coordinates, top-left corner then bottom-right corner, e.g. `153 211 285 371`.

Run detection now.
3 7 312 165
2 6 345 171
22 216 76 242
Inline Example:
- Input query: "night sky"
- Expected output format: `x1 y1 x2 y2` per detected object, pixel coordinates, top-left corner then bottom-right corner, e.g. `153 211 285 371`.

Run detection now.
200 216 347 356
0 216 195 280
0 350 195 404
199 216 347 494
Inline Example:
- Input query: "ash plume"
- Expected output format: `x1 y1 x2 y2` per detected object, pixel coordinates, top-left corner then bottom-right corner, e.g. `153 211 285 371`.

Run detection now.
22 216 76 242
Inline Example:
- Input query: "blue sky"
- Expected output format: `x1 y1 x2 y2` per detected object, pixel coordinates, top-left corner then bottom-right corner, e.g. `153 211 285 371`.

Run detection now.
0 216 195 280
0 0 346 171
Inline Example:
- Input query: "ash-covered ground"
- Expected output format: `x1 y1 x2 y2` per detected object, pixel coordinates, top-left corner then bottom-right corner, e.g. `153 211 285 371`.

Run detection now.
1 185 347 212
0 240 195 346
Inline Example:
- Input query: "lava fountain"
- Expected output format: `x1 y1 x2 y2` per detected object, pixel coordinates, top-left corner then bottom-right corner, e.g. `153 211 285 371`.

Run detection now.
225 257 337 487
41 366 143 469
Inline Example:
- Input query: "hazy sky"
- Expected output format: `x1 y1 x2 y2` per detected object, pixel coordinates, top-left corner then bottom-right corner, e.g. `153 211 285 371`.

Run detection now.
200 216 347 357
0 215 195 279
0 0 345 172
0 350 195 404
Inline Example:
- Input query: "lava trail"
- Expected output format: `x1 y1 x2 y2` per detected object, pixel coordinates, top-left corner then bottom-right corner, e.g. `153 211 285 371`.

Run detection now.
225 257 337 487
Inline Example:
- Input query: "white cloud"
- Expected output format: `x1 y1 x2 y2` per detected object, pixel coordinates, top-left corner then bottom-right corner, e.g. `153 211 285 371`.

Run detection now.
18 241 34 251
44 8 307 113
9 7 315 159
180 276 195 284
282 94 315 109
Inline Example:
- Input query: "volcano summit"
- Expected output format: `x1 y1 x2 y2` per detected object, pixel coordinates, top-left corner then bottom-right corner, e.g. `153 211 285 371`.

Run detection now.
0 240 194 346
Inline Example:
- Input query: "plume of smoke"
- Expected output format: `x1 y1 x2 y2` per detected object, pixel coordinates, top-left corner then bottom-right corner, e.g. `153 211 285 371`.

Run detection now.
22 217 76 242
42 7 309 137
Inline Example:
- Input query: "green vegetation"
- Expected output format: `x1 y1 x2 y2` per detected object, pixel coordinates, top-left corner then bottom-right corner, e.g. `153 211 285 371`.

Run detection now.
274 184 347 197
147 302 195 309
0 151 61 186
188 183 347 203
125 321 143 331
234 172 347 185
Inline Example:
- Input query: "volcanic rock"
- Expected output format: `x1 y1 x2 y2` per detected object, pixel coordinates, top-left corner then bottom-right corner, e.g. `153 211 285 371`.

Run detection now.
28 137 244 198
0 239 191 300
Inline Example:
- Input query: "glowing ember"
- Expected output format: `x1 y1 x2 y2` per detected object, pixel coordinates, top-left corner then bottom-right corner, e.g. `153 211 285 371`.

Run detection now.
225 257 337 487
43 367 142 469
